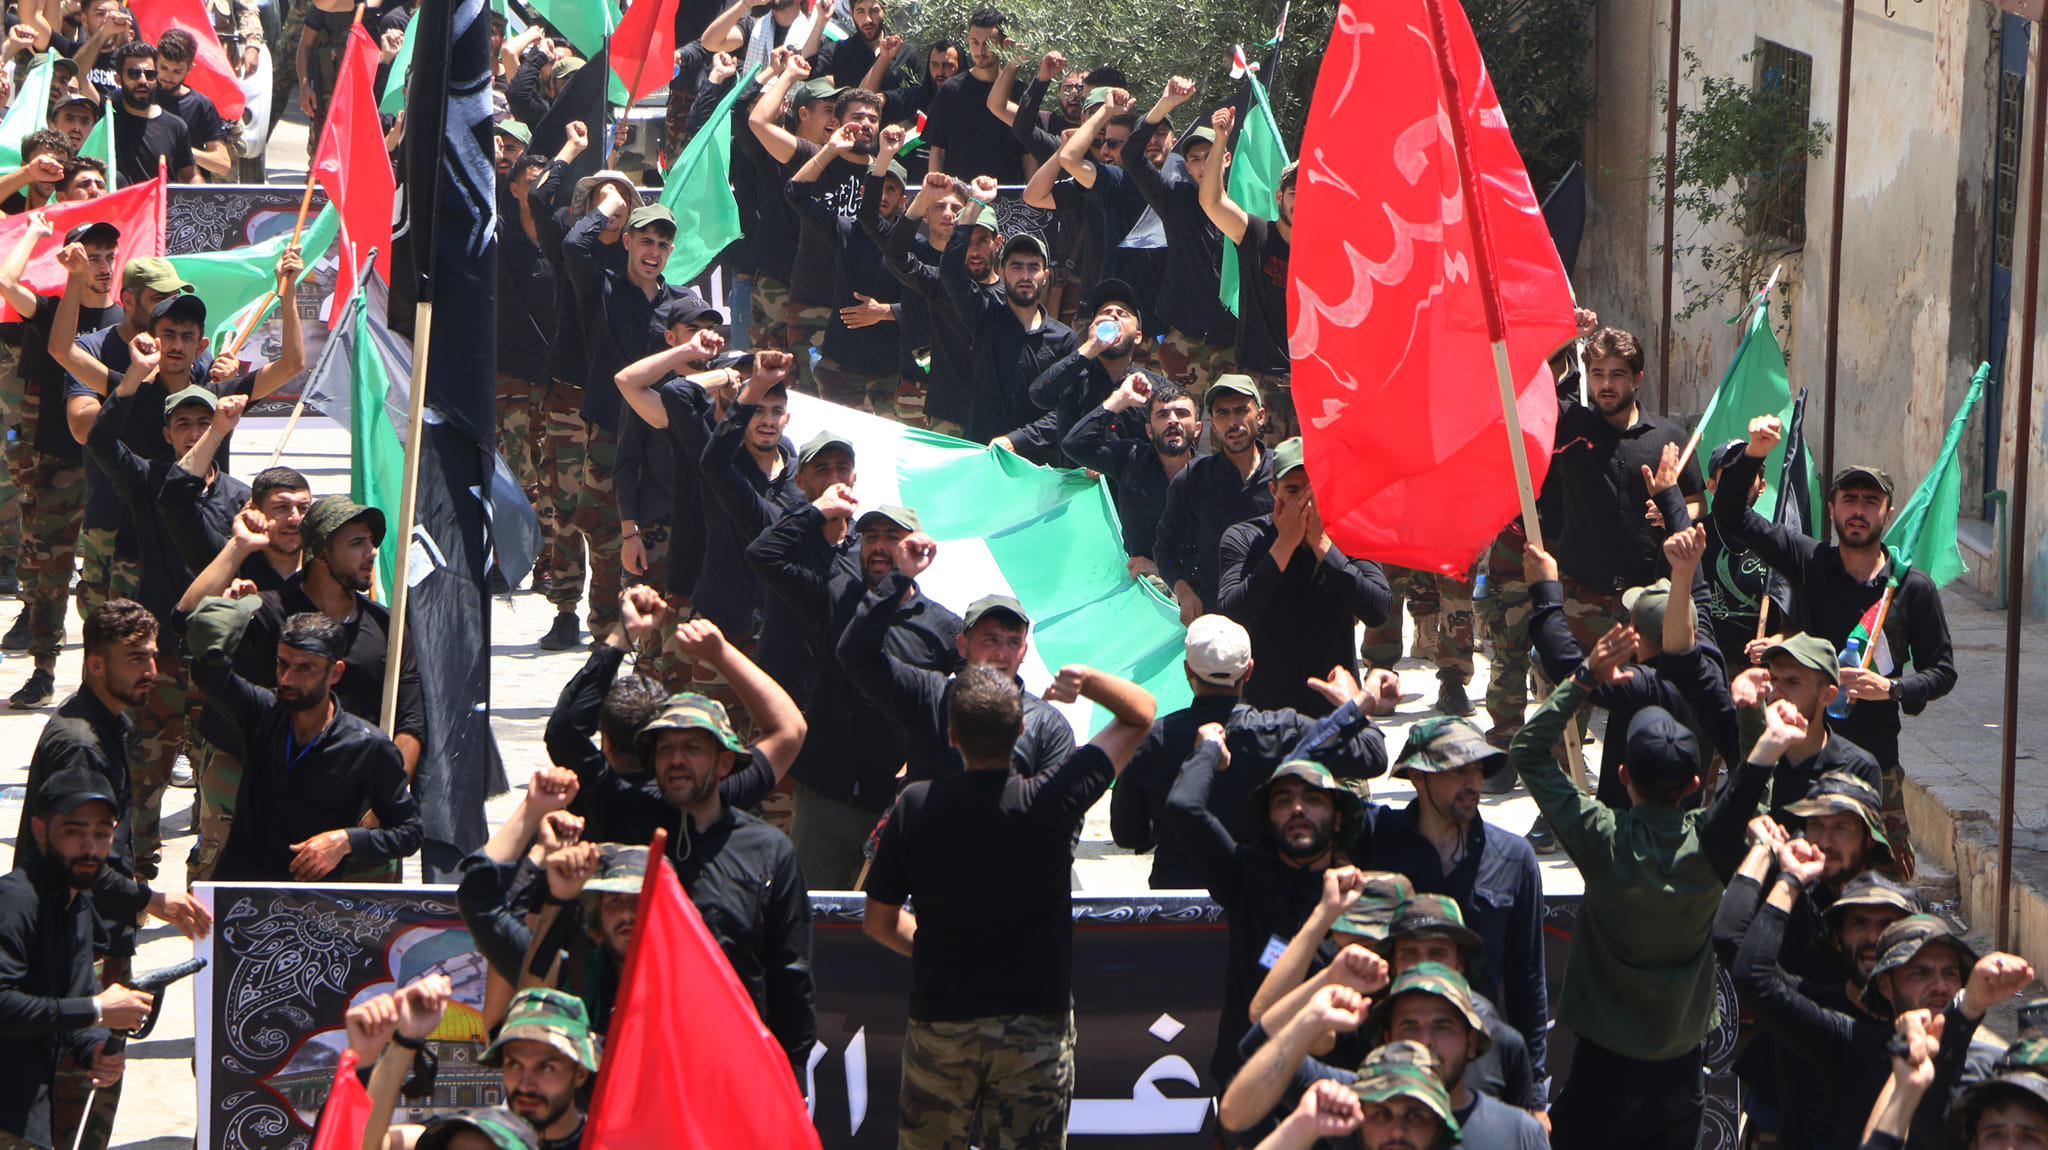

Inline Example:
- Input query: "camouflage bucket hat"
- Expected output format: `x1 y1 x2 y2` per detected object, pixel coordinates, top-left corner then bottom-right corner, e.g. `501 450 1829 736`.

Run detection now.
634 692 746 758
415 1108 540 1150
1395 717 1509 780
1350 1041 1461 1136
579 844 648 898
1821 871 1919 934
1946 1074 2048 1150
1786 770 1893 868
302 494 386 560
1378 893 1485 958
1329 872 1414 943
482 987 601 1072
1861 913 1981 1014
1364 961 1493 1056
1248 759 1365 844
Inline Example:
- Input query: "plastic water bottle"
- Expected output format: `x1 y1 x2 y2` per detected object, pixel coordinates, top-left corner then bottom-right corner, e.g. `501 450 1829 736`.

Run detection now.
1094 319 1121 343
1474 572 1491 601
1826 637 1862 719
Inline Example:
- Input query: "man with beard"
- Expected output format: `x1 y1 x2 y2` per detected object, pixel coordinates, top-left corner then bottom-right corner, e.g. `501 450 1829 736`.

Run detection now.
1736 840 2026 1150
1718 416 1957 879
1026 278 1157 466
921 8 1026 183
862 664 1155 1150
1113 617 1387 890
1156 376 1274 624
0 766 209 1148
1061 373 1199 577
1023 87 1149 324
790 120 907 418
881 171 985 435
189 610 421 882
0 132 73 215
152 29 230 179
1218 437 1392 716
1204 114 1297 436
1125 78 1235 397
106 41 197 186
700 0 827 72
945 179 1077 457
819 0 919 90
1254 1042 1463 1150
859 35 960 145
839 534 1072 785
1538 327 1702 653
751 495 963 885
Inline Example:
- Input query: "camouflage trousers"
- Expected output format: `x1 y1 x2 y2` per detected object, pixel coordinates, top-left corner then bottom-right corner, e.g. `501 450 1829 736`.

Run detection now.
75 527 139 622
815 357 900 419
749 274 793 354
497 373 544 510
19 452 83 663
131 650 200 879
1243 371 1297 445
1362 565 1475 684
899 1012 1075 1150
1475 529 1534 748
1559 577 1630 656
1158 328 1235 402
189 743 240 882
539 385 624 636
786 303 832 396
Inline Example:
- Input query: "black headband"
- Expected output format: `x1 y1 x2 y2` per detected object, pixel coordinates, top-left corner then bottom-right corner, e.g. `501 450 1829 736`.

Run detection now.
281 631 346 663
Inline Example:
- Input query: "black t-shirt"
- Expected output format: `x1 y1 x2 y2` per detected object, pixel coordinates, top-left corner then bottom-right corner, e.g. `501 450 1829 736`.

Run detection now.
784 138 866 307
158 86 225 149
67 335 227 539
923 71 1025 184
1235 215 1291 375
865 746 1113 1021
112 104 195 187
22 293 121 463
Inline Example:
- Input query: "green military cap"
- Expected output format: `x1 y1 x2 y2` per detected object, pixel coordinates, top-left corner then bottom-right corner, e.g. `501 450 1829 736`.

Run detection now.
122 255 193 295
1785 769 1893 868
1378 893 1485 959
185 594 263 661
797 430 855 466
1762 632 1842 686
635 693 746 756
1082 85 1112 110
884 160 910 186
1395 716 1509 780
999 232 1050 264
853 505 921 534
1947 1074 2048 1149
1862 914 1981 1014
416 1108 540 1150
795 77 847 103
549 57 584 84
1181 125 1217 149
962 594 1029 630
1206 373 1263 409
1350 1041 1461 1135
1248 759 1365 844
482 987 602 1073
1271 436 1306 479
1830 464 1895 498
1821 871 1919 934
1364 961 1493 1055
1622 577 1671 638
493 119 532 146
163 384 219 421
1330 871 1414 943
626 203 677 234
303 494 386 560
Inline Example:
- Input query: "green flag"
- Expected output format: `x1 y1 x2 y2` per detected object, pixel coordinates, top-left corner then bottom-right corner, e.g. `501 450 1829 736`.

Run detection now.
1693 301 1802 516
1218 73 1289 317
1882 363 1989 588
350 294 406 601
379 28 418 114
169 204 342 347
0 54 57 170
527 0 620 59
82 106 115 182
659 64 757 283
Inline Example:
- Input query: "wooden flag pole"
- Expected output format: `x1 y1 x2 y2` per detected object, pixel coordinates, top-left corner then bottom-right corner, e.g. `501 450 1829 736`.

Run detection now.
379 299 432 736
226 166 320 361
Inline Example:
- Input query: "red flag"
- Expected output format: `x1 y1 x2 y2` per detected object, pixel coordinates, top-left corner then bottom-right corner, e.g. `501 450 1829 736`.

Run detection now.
610 0 682 104
312 24 394 326
1289 0 1576 574
0 179 166 321
584 834 820 1150
308 1048 372 1150
133 0 246 119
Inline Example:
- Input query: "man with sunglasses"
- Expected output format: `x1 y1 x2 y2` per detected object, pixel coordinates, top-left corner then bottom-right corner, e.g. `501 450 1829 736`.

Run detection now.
108 40 198 186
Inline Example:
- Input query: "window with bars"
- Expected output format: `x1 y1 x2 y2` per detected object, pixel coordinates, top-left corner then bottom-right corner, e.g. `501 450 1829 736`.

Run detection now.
1748 40 1816 243
1997 69 2025 269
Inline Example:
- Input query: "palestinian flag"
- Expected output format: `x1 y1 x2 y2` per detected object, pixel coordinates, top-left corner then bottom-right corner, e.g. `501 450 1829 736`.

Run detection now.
898 111 928 152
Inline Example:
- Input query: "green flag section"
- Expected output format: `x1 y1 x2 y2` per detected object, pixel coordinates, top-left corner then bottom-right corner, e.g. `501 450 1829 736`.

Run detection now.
527 0 619 59
82 107 115 181
1219 74 1289 316
0 53 57 170
379 27 417 113
783 394 1193 730
302 269 412 601
660 64 757 283
168 204 341 347
1692 301 1814 523
1883 362 1989 588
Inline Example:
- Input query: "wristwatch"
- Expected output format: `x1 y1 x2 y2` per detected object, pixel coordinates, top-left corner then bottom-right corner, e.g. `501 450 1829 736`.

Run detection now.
1888 678 1904 701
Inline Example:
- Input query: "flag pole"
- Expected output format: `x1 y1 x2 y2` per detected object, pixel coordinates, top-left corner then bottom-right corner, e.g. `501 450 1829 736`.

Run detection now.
378 298 430 735
1673 265 1784 475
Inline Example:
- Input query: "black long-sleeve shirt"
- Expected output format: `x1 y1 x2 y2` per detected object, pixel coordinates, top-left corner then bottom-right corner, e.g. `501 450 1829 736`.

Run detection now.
1713 450 1958 770
838 571 1071 784
1217 517 1392 716
881 209 979 427
565 208 687 430
789 171 903 376
17 689 145 957
1025 352 1152 468
87 389 210 630
156 462 258 591
1060 404 1179 559
1120 118 1234 347
497 179 558 381
939 214 1077 451
533 161 618 389
0 853 118 1145
1538 399 1703 593
1155 447 1274 609
1111 694 1384 890
694 395 798 642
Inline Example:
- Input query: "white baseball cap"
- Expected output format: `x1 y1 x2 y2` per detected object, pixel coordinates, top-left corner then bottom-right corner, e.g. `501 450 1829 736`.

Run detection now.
1185 615 1252 685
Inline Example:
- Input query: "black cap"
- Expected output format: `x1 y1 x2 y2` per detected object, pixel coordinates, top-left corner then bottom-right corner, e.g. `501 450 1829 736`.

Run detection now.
38 765 119 815
1621 706 1701 790
1830 465 1895 497
656 292 722 329
150 293 207 328
1084 277 1140 321
1708 439 1748 477
64 221 120 247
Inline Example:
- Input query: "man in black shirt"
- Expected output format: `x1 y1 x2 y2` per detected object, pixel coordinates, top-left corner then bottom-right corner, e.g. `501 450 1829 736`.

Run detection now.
863 662 1154 1150
190 610 422 882
744 54 849 395
152 29 229 179
1126 78 1234 397
107 41 198 186
818 0 918 90
1218 436 1393 716
921 7 1025 183
1062 373 1198 575
1202 107 1295 438
497 152 556 587
1026 276 1156 466
1716 414 1957 877
943 187 1077 454
881 171 986 436
787 116 906 415
1701 439 1772 661
1717 633 1885 820
1156 375 1273 623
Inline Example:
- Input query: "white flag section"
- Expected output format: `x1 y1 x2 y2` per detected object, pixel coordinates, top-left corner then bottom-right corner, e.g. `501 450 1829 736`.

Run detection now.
783 394 1194 733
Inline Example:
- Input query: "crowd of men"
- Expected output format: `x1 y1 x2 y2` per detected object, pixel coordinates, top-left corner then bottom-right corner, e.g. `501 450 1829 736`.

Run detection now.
0 0 2022 1148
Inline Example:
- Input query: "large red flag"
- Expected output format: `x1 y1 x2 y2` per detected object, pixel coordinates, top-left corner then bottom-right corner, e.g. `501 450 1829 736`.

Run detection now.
610 0 682 104
133 0 245 119
584 834 820 1150
0 178 165 321
312 23 393 326
1290 0 1577 574
307 1048 372 1150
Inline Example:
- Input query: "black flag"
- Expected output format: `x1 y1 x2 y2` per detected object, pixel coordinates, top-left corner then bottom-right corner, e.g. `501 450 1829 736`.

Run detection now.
389 0 507 878
1762 389 1816 627
530 42 611 187
1542 162 1587 276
